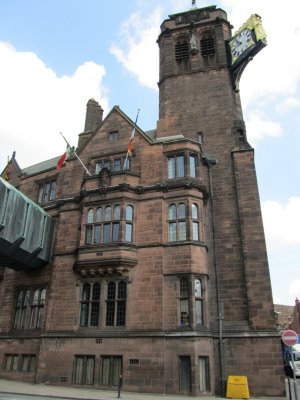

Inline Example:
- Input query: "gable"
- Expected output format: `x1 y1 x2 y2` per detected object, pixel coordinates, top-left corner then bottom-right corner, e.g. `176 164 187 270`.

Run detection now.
79 106 151 168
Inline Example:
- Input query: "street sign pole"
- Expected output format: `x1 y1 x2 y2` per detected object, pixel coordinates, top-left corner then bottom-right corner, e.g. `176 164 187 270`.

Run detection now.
282 330 299 400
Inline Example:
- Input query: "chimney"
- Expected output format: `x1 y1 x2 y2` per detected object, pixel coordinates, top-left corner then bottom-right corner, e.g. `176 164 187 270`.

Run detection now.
84 99 103 132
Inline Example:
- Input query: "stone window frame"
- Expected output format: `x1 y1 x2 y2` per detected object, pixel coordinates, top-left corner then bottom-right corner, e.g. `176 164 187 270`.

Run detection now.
191 203 200 240
95 155 129 174
105 280 127 326
4 354 19 371
174 34 190 72
168 202 187 242
13 286 47 331
178 275 206 328
124 205 134 243
200 30 216 66
84 203 134 246
78 279 127 329
100 355 123 387
85 204 121 245
108 130 119 141
73 355 95 385
80 282 101 327
199 356 210 392
167 201 202 243
5 354 37 372
166 151 199 180
37 179 56 204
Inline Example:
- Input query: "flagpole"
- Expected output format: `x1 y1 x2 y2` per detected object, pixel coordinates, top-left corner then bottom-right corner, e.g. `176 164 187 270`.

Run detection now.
123 109 140 171
59 132 92 176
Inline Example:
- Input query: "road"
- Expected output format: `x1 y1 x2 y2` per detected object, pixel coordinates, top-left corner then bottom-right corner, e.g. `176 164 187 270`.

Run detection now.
0 380 298 400
0 395 68 400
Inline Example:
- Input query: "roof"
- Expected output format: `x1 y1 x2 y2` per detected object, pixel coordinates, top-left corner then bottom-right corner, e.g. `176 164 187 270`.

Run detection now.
22 156 60 176
274 304 294 329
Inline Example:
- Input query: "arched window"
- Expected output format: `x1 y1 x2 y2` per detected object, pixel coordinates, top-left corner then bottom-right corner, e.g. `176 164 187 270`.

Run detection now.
91 283 101 326
178 277 205 328
80 283 101 327
37 288 47 328
200 35 215 56
114 205 121 220
105 206 111 221
175 39 190 72
168 203 187 242
21 290 30 329
112 205 121 242
29 289 39 329
80 283 90 327
85 204 133 245
13 291 24 329
192 203 200 241
125 205 134 242
180 278 189 327
106 281 127 327
87 209 94 223
13 287 47 330
178 203 186 218
169 204 176 220
200 34 215 66
106 282 116 326
189 154 196 177
85 209 94 244
195 278 204 325
96 207 102 222
117 281 127 326
29 288 47 329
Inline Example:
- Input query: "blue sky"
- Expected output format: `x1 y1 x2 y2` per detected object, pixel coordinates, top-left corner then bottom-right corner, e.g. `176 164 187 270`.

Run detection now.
0 0 299 306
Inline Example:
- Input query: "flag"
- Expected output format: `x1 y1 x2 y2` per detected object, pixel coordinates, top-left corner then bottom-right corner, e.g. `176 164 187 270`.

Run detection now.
127 129 135 157
56 144 73 171
57 132 92 176
123 109 140 170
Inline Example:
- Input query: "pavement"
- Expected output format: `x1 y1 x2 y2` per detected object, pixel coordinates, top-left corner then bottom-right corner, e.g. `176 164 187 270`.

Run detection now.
0 378 288 400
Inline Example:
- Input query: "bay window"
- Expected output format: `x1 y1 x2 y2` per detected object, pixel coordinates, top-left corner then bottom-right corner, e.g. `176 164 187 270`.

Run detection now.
167 152 198 179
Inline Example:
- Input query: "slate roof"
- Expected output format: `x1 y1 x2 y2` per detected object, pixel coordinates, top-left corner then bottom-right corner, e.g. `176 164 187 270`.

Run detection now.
22 156 60 176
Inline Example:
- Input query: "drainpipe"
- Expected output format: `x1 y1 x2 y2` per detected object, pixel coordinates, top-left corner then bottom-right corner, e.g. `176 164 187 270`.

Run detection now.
203 156 226 397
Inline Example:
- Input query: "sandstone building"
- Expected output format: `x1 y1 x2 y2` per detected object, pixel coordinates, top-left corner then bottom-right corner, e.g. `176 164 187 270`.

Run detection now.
0 4 284 397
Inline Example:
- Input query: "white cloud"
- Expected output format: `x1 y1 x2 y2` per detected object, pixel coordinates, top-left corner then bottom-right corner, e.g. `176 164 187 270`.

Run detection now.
276 97 300 115
262 197 300 250
272 294 282 305
0 42 109 171
109 9 161 90
289 280 300 301
245 110 282 144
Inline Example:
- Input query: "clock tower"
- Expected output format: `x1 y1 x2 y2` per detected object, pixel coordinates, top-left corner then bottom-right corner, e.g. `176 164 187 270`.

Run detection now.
0 3 284 398
156 5 283 396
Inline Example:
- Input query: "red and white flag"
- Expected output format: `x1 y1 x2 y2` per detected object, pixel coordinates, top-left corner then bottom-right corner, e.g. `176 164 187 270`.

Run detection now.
56 144 73 171
127 128 135 157
57 132 91 175
123 109 140 170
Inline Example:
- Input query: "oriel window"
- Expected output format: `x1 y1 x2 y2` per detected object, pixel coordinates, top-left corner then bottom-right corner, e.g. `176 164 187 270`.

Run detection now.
168 203 187 242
